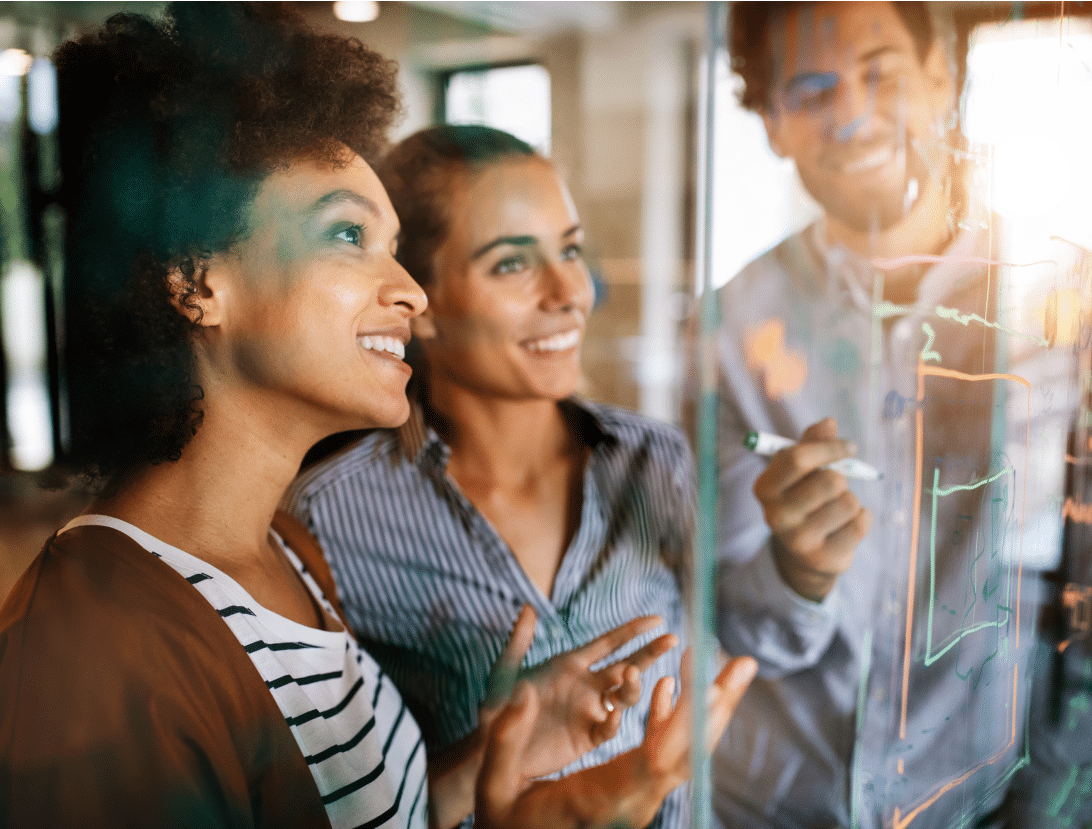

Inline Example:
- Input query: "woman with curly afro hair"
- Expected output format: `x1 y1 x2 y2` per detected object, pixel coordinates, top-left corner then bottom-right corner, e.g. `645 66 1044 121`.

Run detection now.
0 4 435 827
0 5 754 829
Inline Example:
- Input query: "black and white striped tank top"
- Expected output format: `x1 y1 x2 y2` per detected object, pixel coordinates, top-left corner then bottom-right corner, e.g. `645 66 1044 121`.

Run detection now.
62 514 428 829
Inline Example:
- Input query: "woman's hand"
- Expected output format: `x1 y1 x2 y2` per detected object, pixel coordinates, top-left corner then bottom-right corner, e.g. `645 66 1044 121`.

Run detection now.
627 649 756 806
474 648 758 829
427 606 676 829
480 605 678 779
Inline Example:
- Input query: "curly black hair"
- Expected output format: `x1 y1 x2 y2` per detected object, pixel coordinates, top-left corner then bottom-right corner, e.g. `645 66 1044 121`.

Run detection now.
729 2 936 112
55 2 401 489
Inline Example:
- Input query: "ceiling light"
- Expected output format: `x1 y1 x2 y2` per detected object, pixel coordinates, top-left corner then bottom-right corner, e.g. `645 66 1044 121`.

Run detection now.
333 1 379 23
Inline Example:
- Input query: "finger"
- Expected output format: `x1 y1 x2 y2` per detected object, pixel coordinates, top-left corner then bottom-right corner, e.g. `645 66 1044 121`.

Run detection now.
595 632 677 695
755 438 857 498
820 506 872 559
589 702 623 746
800 417 838 442
671 648 693 726
769 469 850 531
648 673 676 730
781 488 862 552
704 656 757 751
576 615 663 664
485 605 537 709
594 662 643 719
646 650 691 773
624 632 678 672
477 682 539 821
611 663 643 710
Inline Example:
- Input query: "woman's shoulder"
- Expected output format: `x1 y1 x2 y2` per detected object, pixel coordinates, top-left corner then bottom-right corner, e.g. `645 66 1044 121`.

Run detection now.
0 524 280 735
0 524 324 828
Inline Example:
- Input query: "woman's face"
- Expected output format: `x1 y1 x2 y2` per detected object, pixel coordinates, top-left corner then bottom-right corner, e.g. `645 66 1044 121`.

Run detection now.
420 156 594 402
203 151 426 434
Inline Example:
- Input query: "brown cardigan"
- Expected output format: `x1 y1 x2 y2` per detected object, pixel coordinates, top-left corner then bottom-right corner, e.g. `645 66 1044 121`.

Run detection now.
0 511 345 828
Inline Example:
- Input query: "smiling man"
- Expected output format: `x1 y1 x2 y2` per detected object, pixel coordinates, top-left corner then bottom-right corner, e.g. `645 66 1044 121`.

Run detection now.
707 3 1076 829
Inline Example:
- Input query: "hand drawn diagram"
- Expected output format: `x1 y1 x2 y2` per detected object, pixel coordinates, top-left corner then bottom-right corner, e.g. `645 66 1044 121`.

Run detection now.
891 364 1030 829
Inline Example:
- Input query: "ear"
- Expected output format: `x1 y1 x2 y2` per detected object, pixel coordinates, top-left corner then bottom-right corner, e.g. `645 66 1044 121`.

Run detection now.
922 42 955 120
168 255 228 328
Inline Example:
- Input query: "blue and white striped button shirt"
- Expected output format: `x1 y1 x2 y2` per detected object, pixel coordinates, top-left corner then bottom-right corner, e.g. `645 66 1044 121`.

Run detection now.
285 398 694 829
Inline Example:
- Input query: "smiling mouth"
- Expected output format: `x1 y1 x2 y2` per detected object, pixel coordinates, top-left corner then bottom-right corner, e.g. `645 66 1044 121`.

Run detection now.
840 145 901 175
524 329 581 353
359 335 406 360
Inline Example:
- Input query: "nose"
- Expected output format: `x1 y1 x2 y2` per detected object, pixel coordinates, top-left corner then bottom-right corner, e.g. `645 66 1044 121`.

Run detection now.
379 260 427 318
832 73 879 143
540 258 592 313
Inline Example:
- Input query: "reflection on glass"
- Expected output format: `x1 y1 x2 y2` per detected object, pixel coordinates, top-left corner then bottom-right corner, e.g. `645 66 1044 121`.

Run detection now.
705 3 1092 828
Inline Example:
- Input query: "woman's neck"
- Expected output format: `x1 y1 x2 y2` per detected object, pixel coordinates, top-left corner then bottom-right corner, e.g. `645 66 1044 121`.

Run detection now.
424 374 588 599
425 377 576 487
90 395 313 569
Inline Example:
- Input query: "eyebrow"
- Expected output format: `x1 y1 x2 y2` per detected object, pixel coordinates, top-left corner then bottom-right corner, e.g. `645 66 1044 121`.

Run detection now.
306 188 383 220
470 224 583 260
782 45 904 98
859 45 900 65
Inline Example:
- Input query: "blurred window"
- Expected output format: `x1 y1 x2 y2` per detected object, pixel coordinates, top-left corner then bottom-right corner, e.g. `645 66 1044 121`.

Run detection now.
442 63 551 153
963 16 1092 238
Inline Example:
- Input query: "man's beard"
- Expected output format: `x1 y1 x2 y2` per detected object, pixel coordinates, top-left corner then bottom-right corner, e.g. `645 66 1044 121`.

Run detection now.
800 140 936 234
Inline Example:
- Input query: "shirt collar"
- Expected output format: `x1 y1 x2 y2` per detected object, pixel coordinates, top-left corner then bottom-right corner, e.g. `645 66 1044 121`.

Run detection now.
395 394 616 469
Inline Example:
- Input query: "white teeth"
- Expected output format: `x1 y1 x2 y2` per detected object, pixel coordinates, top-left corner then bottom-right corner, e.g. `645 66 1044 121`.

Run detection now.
525 329 580 353
359 335 405 360
843 146 895 174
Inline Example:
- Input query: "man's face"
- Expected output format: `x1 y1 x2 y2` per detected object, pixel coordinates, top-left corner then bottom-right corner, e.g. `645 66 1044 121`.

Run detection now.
762 2 954 233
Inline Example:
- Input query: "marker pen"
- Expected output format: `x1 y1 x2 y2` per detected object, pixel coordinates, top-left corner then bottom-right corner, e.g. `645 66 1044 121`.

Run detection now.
744 431 883 481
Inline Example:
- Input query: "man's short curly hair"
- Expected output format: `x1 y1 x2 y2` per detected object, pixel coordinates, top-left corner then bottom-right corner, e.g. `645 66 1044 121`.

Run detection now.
729 2 936 112
56 2 401 489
